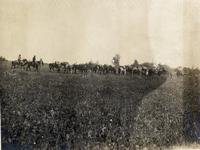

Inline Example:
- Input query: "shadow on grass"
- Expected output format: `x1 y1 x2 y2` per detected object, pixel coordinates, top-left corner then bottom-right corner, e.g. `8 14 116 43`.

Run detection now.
183 71 200 143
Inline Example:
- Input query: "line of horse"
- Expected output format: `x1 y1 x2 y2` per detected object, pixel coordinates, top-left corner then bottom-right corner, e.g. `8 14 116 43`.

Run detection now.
10 58 200 78
11 59 168 76
48 62 168 77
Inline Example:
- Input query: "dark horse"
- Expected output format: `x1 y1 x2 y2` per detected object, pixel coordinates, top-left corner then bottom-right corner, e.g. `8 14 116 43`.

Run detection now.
49 62 61 72
11 60 20 69
11 59 28 69
24 59 44 72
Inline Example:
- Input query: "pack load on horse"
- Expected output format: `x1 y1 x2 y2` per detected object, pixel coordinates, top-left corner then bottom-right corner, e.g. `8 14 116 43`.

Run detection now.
60 62 71 73
49 61 61 72
9 53 169 75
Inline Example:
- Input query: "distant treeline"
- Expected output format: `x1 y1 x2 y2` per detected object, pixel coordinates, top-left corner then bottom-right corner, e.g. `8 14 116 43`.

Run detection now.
0 56 7 61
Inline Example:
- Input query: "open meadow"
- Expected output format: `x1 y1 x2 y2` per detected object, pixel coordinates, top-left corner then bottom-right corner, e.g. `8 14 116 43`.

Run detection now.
1 61 200 149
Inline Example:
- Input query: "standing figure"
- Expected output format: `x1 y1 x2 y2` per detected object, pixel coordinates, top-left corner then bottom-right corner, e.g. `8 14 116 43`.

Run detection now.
40 58 43 65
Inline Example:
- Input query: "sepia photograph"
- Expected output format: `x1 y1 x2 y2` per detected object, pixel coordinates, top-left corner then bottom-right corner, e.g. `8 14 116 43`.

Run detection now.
0 0 200 149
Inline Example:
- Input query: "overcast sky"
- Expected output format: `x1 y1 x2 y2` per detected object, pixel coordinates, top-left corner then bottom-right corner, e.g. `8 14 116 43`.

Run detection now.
0 0 200 67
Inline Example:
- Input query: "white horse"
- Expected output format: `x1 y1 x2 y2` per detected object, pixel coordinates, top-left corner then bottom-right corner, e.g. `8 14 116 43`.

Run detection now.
119 66 126 75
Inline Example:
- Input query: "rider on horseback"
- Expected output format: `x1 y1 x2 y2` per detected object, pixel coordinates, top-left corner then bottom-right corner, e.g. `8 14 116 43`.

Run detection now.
32 55 36 64
18 54 21 63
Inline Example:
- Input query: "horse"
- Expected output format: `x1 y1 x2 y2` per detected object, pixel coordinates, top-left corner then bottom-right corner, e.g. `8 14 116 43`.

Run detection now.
124 65 132 75
11 60 20 69
49 62 61 72
11 60 22 69
91 65 100 74
176 69 183 77
25 59 44 72
11 59 28 69
119 66 126 75
131 66 141 76
156 67 167 76
141 66 149 76
60 62 70 73
70 64 78 74
77 64 88 74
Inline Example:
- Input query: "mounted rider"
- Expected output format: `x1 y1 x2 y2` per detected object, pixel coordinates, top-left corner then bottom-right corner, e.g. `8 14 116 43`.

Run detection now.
18 54 22 63
32 55 36 64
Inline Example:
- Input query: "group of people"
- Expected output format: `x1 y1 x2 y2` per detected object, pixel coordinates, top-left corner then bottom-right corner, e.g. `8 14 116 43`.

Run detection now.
17 54 36 64
11 54 44 71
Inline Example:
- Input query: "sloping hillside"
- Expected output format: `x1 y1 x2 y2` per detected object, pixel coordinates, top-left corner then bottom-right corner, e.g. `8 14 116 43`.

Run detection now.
131 75 200 149
0 69 167 149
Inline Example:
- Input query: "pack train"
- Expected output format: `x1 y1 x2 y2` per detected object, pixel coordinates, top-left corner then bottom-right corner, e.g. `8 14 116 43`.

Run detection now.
10 54 167 76
48 62 167 76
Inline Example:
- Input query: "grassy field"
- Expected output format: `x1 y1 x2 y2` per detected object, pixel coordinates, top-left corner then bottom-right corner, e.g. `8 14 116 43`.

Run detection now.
0 60 167 149
1 61 200 149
